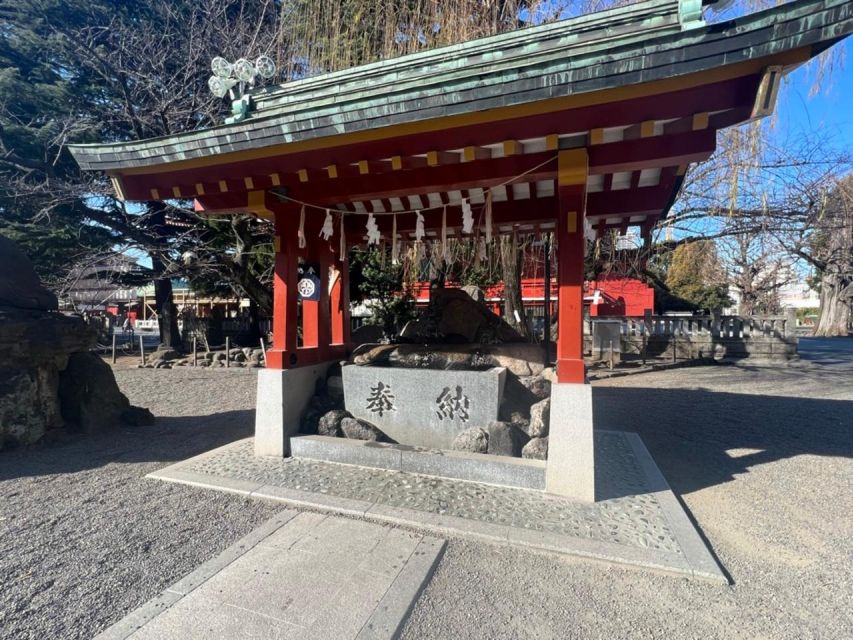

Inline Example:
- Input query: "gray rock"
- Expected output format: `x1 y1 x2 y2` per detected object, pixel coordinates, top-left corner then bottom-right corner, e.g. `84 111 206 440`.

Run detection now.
528 398 550 437
487 421 529 457
451 427 489 453
152 348 181 361
541 367 558 383
519 375 551 400
354 343 545 376
58 352 134 432
522 436 548 460
0 236 58 310
317 409 351 437
340 416 385 441
326 376 344 398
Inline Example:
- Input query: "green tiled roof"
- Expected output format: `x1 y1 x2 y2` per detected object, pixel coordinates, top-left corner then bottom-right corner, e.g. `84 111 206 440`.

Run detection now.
69 0 852 173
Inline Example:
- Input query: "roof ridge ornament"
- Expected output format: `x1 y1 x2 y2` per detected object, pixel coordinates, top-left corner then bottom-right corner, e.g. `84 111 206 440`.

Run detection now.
208 55 277 124
679 0 706 30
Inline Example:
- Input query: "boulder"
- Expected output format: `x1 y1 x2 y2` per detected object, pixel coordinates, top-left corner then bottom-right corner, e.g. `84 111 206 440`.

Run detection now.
451 427 489 453
326 376 344 400
120 406 156 426
541 367 558 384
528 397 550 437
351 344 396 366
519 375 551 400
316 409 351 437
340 416 386 441
351 324 385 346
522 436 548 460
0 239 161 448
58 352 133 431
152 347 181 362
0 235 58 311
353 342 546 376
487 421 529 457
432 288 522 344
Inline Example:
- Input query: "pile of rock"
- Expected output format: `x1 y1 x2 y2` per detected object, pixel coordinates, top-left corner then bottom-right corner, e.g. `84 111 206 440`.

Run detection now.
450 369 553 460
300 368 392 442
141 347 266 369
0 236 154 449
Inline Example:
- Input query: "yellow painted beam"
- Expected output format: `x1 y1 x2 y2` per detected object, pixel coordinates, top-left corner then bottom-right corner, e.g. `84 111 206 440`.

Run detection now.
692 112 710 130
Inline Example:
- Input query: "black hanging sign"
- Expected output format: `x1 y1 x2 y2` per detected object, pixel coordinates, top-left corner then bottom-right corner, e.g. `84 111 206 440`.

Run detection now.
297 263 321 301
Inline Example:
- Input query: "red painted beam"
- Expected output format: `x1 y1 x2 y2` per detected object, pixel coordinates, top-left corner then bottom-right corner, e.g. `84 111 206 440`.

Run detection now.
290 153 558 206
588 129 716 175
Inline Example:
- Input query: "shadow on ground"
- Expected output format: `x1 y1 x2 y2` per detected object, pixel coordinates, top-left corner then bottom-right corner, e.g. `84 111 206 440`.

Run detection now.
0 409 254 482
594 387 853 497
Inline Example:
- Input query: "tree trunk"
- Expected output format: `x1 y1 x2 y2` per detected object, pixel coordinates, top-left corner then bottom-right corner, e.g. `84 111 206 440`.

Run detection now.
150 256 182 350
814 272 852 336
500 234 531 340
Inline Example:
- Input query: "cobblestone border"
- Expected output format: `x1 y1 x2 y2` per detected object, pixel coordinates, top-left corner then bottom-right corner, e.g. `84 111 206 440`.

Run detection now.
147 435 727 583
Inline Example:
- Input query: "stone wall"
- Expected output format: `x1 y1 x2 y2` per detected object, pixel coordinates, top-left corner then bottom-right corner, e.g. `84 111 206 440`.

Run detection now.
584 334 799 362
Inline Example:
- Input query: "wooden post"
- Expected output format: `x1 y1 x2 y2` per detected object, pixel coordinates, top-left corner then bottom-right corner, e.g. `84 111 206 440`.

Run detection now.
192 336 197 366
543 236 552 366
111 333 117 364
139 336 145 365
267 205 300 368
225 336 230 368
259 337 267 360
555 149 589 384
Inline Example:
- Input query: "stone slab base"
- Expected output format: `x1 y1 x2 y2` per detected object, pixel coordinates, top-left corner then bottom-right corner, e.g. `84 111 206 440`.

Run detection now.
290 434 546 490
147 433 728 583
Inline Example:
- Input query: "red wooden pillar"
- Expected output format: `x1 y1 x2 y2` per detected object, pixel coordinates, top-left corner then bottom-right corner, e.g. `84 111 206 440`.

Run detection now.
267 203 300 369
556 148 589 383
337 225 352 347
330 265 344 345
316 239 332 356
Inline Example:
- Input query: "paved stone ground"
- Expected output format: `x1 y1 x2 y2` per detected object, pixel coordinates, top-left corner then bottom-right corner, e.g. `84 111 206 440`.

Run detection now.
182 434 682 555
98 510 445 640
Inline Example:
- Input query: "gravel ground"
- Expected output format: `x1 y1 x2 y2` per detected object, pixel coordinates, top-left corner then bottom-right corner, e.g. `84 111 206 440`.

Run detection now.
0 368 280 640
401 338 853 640
2 339 851 640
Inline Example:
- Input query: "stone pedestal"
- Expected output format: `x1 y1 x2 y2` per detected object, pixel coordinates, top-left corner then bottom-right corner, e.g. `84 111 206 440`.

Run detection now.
255 362 335 457
591 319 622 363
545 382 595 502
342 365 506 449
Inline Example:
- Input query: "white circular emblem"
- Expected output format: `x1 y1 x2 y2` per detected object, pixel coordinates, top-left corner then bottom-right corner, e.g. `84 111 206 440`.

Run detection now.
297 278 316 298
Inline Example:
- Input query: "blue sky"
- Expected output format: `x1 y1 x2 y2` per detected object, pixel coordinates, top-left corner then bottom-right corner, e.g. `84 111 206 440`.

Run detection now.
774 48 853 148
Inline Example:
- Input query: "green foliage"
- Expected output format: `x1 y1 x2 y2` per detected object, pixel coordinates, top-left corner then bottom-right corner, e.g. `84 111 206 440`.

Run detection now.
665 241 733 311
351 247 415 339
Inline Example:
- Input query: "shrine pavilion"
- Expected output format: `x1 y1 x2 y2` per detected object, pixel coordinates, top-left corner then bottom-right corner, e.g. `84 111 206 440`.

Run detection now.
70 0 852 501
